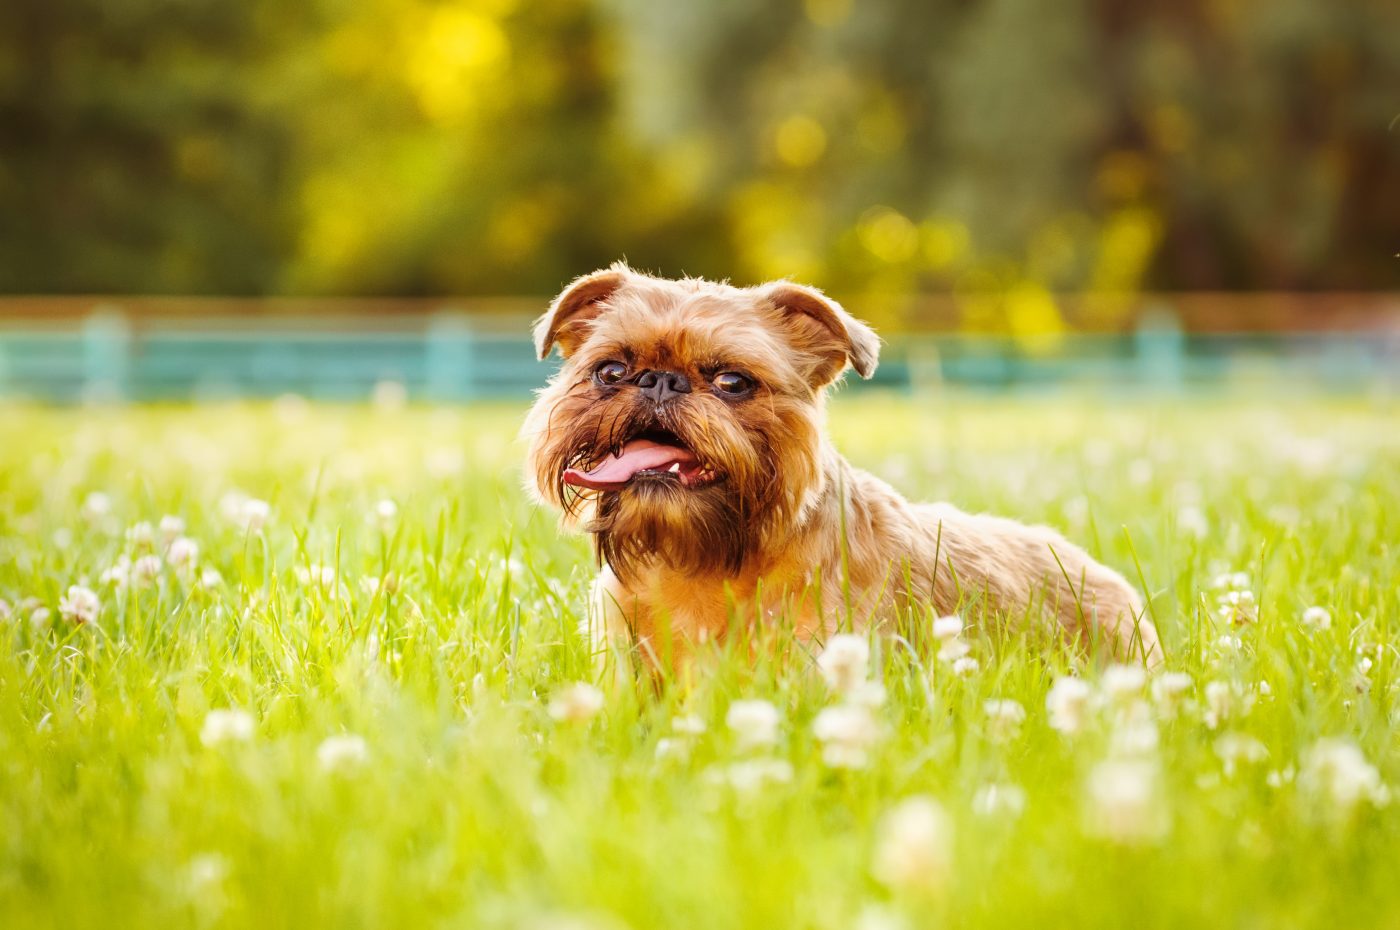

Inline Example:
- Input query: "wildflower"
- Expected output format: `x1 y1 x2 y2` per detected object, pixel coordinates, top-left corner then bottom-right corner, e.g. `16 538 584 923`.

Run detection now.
200 709 254 746
372 498 398 529
1101 664 1146 704
951 656 979 678
1044 676 1093 734
30 606 52 631
159 515 186 543
871 796 953 895
937 638 970 662
983 699 1025 742
0 599 9 622
167 537 199 573
931 615 962 641
221 492 270 532
1213 635 1244 655
812 704 880 770
671 714 707 735
1150 671 1192 714
1301 606 1331 631
726 699 782 751
81 491 112 522
59 585 100 625
972 782 1027 818
1214 733 1269 776
548 683 605 724
1299 739 1390 817
1213 572 1251 591
816 634 870 695
846 680 888 709
199 568 223 588
654 737 688 762
101 555 132 589
718 758 793 795
1108 702 1160 757
1216 589 1256 625
1203 680 1252 729
317 734 370 771
131 554 163 587
125 521 156 548
295 564 336 588
1085 759 1166 845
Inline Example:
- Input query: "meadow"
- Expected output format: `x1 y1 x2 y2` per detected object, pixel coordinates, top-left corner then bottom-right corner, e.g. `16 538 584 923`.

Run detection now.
1 391 1397 929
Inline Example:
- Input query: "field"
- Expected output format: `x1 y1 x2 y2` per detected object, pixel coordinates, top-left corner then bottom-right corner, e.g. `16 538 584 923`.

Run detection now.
1 392 1397 929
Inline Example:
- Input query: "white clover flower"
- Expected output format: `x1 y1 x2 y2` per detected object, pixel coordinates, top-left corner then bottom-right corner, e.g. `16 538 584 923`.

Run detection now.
317 734 370 771
1213 635 1244 655
0 598 10 622
671 714 707 735
81 491 113 522
846 680 888 709
295 564 336 588
125 521 156 548
931 615 963 641
872 796 953 894
1150 671 1192 712
1108 700 1160 757
159 515 186 543
221 493 271 532
1301 606 1331 631
1213 571 1251 591
548 683 605 724
972 782 1027 818
1215 589 1257 625
101 555 132 589
1101 664 1147 704
1214 733 1269 776
1300 739 1390 817
726 699 782 751
167 537 199 572
372 498 398 529
200 709 254 746
199 567 223 588
937 638 971 662
983 699 1026 742
812 704 880 770
1046 676 1094 735
1203 680 1252 730
654 737 689 763
816 634 870 695
951 656 979 678
719 758 793 795
58 585 100 625
131 554 163 587
1085 759 1166 845
30 606 52 631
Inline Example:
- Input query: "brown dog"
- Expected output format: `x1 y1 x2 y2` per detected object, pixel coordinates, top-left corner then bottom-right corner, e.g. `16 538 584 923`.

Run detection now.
524 263 1162 672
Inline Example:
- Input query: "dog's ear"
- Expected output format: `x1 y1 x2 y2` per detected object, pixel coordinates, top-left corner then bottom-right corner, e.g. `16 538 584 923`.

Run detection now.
534 264 630 359
761 282 880 384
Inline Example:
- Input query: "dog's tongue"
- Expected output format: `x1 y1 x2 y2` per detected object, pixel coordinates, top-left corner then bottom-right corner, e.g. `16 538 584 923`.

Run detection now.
564 438 697 491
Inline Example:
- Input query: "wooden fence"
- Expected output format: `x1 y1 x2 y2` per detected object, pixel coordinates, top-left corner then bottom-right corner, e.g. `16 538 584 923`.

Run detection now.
0 297 1396 401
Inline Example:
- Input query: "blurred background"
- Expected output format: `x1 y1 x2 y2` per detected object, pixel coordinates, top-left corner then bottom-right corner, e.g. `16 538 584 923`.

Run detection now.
0 0 1397 400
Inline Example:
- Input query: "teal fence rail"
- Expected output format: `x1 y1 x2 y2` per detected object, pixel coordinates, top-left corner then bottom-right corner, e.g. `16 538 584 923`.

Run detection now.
0 307 1396 402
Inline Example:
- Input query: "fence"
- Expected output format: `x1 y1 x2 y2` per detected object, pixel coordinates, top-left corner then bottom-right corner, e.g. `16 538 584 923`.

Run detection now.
0 297 1397 402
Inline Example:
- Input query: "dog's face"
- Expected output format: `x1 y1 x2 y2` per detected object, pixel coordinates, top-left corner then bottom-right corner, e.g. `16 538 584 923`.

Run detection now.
524 263 879 580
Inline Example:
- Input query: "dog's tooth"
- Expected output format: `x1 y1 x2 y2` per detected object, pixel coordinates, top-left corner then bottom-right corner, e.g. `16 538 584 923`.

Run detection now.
668 462 681 473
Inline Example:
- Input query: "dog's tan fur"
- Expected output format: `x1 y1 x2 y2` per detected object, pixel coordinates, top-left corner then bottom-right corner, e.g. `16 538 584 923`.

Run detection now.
524 263 1162 671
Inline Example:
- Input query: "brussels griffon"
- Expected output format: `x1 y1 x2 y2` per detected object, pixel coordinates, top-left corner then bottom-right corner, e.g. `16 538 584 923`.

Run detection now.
525 263 1161 671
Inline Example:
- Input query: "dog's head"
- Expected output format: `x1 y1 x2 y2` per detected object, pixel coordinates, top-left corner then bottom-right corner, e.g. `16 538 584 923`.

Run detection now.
523 262 879 580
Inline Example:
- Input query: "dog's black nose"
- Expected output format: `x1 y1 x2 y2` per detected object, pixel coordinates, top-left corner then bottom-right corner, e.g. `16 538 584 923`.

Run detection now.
635 369 692 402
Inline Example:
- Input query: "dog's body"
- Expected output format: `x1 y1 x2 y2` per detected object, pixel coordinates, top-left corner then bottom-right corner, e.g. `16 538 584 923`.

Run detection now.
525 264 1161 670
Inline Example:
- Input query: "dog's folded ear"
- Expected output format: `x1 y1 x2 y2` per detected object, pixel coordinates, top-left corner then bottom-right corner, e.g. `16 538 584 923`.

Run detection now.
534 264 630 359
761 282 881 384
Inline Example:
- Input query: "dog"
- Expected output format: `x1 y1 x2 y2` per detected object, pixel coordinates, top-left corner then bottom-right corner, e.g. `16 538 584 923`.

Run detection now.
524 263 1162 673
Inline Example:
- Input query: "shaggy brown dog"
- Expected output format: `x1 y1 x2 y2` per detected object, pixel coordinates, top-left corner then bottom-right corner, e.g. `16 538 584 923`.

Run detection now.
524 263 1162 671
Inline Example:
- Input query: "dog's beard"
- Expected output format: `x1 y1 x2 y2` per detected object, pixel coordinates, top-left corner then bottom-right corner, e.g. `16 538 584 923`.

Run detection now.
526 378 824 582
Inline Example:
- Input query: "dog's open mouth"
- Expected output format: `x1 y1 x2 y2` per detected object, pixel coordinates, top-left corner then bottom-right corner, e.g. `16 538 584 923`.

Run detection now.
564 429 721 492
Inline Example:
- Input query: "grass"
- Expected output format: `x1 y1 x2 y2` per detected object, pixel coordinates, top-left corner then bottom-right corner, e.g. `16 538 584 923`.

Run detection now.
1 391 1397 929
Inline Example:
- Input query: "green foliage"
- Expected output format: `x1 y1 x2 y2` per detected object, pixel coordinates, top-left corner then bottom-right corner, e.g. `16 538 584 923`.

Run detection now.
1 395 1398 927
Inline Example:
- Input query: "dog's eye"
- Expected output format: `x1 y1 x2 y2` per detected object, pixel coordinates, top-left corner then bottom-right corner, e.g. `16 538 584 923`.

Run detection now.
594 361 628 386
712 371 754 397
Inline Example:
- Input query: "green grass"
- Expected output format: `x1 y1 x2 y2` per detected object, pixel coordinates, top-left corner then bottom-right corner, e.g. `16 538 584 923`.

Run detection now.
1 393 1397 929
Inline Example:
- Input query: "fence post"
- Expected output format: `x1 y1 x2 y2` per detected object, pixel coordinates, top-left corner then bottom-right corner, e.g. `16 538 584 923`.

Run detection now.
82 305 131 402
1135 301 1184 391
426 309 475 401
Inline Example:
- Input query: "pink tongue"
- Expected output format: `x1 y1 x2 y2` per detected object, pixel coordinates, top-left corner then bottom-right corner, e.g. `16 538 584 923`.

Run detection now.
564 438 697 491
